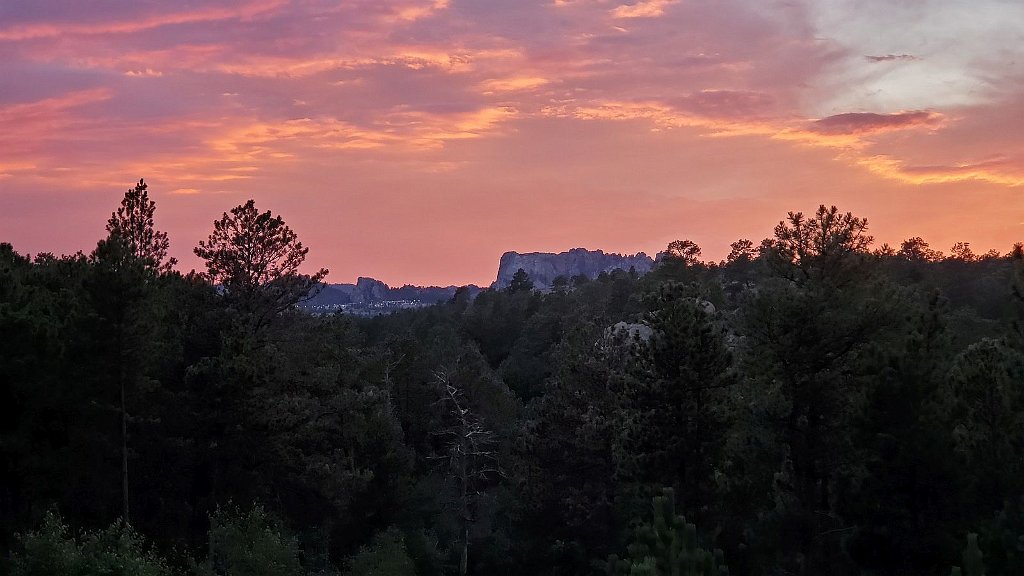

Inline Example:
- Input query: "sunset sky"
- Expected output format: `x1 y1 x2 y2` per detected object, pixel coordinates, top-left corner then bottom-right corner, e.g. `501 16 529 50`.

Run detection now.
1 0 1022 285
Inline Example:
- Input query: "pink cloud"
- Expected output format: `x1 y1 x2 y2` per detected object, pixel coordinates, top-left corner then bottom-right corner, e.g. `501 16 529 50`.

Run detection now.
670 90 776 119
0 0 288 41
811 111 942 135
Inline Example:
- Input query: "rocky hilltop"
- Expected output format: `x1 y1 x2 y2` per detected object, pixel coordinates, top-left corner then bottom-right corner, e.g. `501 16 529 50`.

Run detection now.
493 248 654 289
302 248 654 314
307 277 389 306
303 278 481 313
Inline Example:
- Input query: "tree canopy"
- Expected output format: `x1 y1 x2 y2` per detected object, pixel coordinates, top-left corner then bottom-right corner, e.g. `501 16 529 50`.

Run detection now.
4 191 1024 576
106 179 175 274
194 199 328 320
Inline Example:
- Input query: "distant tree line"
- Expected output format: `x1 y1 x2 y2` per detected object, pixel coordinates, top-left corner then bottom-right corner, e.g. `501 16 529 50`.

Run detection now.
2 182 1024 576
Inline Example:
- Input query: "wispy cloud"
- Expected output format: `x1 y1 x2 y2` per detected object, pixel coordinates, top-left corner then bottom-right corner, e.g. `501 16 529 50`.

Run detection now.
865 54 918 63
478 76 550 93
612 0 680 19
861 155 1024 187
0 0 287 41
811 111 942 135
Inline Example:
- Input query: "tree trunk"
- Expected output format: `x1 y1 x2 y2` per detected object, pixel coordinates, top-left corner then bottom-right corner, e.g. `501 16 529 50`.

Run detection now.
117 313 130 524
460 415 469 576
460 527 468 576
121 376 129 522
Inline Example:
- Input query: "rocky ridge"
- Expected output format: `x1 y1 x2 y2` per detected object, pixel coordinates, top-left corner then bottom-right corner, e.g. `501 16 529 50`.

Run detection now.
302 248 655 313
492 248 654 289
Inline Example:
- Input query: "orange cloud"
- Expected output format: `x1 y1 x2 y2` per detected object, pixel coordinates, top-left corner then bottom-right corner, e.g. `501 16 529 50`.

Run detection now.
380 106 519 147
478 76 550 93
860 155 1024 187
390 0 451 23
0 160 38 178
209 118 398 161
612 0 680 19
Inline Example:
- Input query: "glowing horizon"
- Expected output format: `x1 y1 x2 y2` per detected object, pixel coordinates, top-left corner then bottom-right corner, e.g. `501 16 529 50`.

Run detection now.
1 0 1021 286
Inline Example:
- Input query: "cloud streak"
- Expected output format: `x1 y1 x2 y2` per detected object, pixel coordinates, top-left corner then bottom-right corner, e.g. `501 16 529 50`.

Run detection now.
811 111 942 135
0 0 288 41
612 0 681 19
865 54 918 62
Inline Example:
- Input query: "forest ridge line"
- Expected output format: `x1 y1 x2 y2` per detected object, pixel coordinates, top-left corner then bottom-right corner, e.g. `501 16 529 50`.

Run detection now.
2 180 1024 576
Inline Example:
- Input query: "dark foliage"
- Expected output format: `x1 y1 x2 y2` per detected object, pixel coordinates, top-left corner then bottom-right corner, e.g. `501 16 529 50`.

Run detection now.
3 194 1024 576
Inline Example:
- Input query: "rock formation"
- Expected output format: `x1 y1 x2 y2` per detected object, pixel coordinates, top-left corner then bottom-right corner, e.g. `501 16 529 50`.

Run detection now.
303 278 480 308
493 248 654 289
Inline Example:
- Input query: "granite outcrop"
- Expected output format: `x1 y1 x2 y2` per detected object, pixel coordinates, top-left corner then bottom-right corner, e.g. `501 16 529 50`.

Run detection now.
493 248 654 289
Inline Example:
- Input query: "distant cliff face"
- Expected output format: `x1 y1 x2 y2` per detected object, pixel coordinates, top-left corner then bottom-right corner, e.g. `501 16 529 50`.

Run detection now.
303 278 481 309
316 277 389 304
493 248 654 289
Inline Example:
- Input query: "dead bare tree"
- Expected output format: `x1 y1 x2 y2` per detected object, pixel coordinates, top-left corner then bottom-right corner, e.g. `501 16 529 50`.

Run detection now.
431 370 503 576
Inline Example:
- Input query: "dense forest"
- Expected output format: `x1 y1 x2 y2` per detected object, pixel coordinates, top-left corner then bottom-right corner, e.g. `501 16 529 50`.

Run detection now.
2 180 1024 576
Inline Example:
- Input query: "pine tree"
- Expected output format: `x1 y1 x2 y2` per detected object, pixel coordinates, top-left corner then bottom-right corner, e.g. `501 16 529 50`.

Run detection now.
763 204 873 286
665 240 703 266
86 181 176 523
613 282 734 523
1010 243 1024 348
199 505 303 576
106 179 175 274
842 289 963 573
951 533 986 576
11 512 174 576
940 339 1024 510
737 205 901 574
194 199 327 330
606 488 728 576
507 268 534 294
